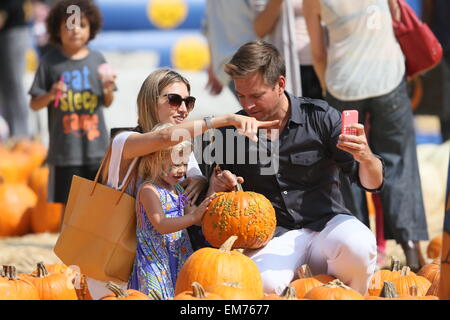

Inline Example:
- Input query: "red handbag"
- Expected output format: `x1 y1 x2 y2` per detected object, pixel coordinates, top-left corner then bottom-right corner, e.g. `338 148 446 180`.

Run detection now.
392 0 443 78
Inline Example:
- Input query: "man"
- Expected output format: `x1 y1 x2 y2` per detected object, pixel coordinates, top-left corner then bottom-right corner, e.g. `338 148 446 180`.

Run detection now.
205 40 384 295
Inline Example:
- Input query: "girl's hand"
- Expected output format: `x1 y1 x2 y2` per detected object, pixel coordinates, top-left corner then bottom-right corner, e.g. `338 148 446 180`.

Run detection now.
231 114 279 142
186 194 218 225
180 175 208 205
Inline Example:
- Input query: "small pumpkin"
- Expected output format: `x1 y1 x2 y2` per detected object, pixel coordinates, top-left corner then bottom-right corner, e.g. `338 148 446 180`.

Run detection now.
22 262 77 300
290 264 335 299
304 279 364 300
0 177 37 237
427 235 442 260
11 139 47 173
417 260 440 296
392 266 431 296
28 167 63 233
394 285 439 300
0 266 39 300
209 282 259 300
365 281 400 300
174 282 222 300
100 282 152 300
368 256 403 296
175 235 264 298
263 286 298 300
201 185 276 249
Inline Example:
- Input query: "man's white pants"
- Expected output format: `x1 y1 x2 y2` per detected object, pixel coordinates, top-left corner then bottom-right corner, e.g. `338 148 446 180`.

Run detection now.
244 214 377 295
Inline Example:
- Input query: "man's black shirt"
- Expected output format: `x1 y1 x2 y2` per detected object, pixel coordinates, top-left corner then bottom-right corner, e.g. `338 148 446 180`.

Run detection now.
197 92 384 236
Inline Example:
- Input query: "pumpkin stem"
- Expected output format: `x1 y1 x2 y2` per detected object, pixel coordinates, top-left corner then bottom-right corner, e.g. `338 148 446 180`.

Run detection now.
5 266 19 280
390 256 401 272
380 281 399 298
280 286 297 300
400 266 411 277
35 262 49 278
191 282 207 298
409 285 419 297
323 279 352 290
106 281 129 298
219 235 238 252
297 264 313 279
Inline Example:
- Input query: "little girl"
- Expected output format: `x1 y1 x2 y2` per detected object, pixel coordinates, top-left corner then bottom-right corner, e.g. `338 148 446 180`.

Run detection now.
128 123 215 299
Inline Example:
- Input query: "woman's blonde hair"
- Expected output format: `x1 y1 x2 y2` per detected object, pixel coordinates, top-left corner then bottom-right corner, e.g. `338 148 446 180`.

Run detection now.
136 68 191 133
140 123 192 183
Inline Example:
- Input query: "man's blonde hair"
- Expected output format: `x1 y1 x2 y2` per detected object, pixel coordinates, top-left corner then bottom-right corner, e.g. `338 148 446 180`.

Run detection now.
139 123 192 183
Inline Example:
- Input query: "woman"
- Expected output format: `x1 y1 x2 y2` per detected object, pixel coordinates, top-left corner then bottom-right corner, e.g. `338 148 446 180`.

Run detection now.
304 0 428 271
86 68 279 299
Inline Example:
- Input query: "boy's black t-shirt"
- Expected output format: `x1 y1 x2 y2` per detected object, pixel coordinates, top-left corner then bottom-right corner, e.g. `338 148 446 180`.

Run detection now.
29 48 110 166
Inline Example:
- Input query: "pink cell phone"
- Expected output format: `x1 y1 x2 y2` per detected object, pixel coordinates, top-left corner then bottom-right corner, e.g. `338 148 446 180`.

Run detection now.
341 110 359 135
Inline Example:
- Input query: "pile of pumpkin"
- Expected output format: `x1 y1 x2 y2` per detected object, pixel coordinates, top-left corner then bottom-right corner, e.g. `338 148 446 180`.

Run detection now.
1 174 444 300
0 139 62 237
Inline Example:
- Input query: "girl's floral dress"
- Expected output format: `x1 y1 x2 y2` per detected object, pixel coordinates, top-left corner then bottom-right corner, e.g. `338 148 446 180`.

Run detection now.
128 182 193 299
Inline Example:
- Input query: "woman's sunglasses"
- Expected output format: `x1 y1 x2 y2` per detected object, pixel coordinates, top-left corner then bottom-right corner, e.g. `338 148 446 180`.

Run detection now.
162 93 196 112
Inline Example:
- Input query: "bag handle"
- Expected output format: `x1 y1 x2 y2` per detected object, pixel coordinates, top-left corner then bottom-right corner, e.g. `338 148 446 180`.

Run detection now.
90 146 137 205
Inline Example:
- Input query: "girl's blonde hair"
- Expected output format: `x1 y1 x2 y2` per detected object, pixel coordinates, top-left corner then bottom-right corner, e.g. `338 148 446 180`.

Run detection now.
140 123 192 183
136 68 191 133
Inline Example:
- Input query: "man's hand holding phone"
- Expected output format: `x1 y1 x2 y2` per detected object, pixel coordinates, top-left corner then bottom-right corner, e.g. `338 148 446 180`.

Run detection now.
337 110 373 163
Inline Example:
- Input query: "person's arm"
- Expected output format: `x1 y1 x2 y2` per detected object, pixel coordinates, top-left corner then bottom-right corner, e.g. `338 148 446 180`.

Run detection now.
102 78 115 108
303 0 327 95
205 64 223 95
122 114 280 160
141 185 213 234
30 80 67 111
388 0 401 22
337 124 383 190
252 0 284 38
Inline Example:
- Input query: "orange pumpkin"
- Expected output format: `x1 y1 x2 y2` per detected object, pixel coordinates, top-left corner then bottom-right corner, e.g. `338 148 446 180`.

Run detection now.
209 282 259 300
175 235 264 298
263 286 298 300
394 285 439 300
304 279 364 300
100 282 152 300
417 260 440 296
174 282 222 300
290 264 335 299
392 266 431 296
0 178 37 237
11 139 47 173
22 262 77 300
0 266 39 300
0 150 34 183
202 189 276 249
365 281 399 300
368 256 403 296
33 264 93 300
28 167 63 233
427 235 442 260
365 281 439 300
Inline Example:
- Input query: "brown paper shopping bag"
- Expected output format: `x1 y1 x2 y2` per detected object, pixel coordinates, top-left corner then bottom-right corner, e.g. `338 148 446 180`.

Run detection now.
54 149 138 283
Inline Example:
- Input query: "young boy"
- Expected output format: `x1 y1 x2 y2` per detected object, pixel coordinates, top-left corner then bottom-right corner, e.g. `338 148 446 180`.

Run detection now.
29 0 116 209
